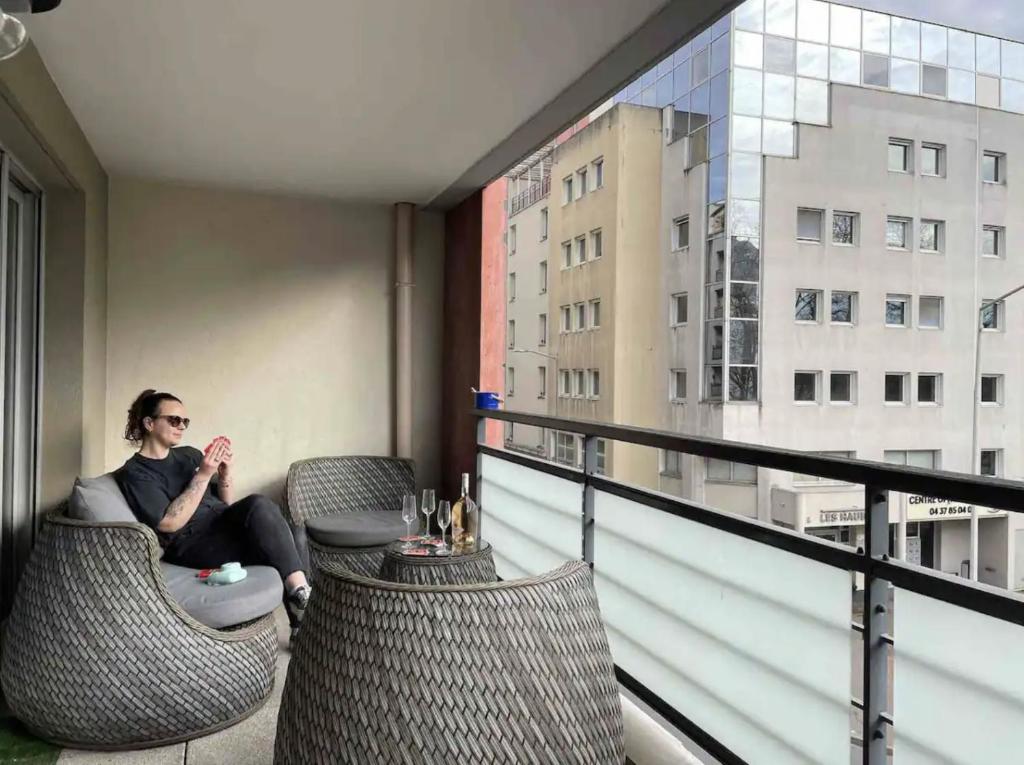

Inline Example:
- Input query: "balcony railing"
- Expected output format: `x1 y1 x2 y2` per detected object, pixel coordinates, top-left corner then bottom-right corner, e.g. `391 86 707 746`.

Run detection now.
473 408 1024 765
508 175 550 216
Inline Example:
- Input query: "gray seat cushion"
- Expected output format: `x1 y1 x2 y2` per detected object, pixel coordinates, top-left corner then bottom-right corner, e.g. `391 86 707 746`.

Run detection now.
306 511 407 548
160 562 282 629
68 473 137 523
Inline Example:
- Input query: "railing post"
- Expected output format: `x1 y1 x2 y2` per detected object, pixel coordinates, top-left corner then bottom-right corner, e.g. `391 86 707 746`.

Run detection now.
582 435 597 566
475 416 486 530
862 487 890 764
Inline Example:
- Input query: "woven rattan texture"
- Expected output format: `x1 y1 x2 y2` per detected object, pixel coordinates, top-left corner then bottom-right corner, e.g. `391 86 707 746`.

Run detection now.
285 456 414 525
275 561 625 764
308 538 386 579
0 516 277 750
378 544 497 586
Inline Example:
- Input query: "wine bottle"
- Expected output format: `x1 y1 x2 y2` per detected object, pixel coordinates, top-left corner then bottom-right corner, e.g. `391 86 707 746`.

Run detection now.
451 473 470 551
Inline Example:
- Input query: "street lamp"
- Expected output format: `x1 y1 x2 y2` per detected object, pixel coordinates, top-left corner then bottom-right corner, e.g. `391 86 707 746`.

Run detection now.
969 282 1024 581
510 347 558 395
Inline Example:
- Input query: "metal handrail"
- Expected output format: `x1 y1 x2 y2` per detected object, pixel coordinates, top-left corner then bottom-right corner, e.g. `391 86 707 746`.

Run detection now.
474 408 1024 765
509 175 551 216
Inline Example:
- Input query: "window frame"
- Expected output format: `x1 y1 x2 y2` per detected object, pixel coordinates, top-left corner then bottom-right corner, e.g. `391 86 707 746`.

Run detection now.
705 457 757 484
919 219 944 253
573 369 585 398
671 292 689 327
982 225 1005 258
575 235 587 265
917 373 943 405
537 366 547 399
575 167 588 199
507 365 515 397
830 290 857 325
980 448 1002 477
885 294 910 328
797 207 824 243
886 216 912 251
589 299 601 330
660 450 682 478
832 211 858 246
793 370 821 404
562 175 573 205
980 373 1003 405
884 372 910 405
670 369 687 403
591 228 603 260
538 313 547 346
508 224 517 254
559 369 571 397
560 305 571 333
540 207 548 241
574 302 586 332
561 240 572 269
508 272 516 302
918 295 944 330
588 369 601 399
507 319 515 348
794 288 822 323
980 299 1004 331
539 260 548 294
982 151 1006 184
888 138 913 174
592 157 604 189
921 143 946 177
672 216 690 251
829 371 856 405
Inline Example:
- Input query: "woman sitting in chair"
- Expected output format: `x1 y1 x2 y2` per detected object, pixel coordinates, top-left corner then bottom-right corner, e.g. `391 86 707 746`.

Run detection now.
116 389 310 639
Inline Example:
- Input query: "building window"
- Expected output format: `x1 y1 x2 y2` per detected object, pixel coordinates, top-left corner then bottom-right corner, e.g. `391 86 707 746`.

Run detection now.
576 167 588 198
562 176 573 204
794 371 820 403
507 320 515 348
885 295 910 327
538 313 547 346
980 374 1003 405
592 229 603 259
980 449 1002 477
540 208 548 241
831 291 857 324
673 216 690 250
573 369 585 397
794 451 856 485
555 432 577 465
575 235 587 264
830 372 855 404
706 458 757 484
922 64 947 97
508 272 516 302
560 305 571 333
561 241 572 268
919 220 943 252
588 369 601 398
559 370 570 396
575 302 586 331
921 143 945 177
508 224 517 254
981 300 1003 330
538 367 547 398
660 450 682 477
982 151 1005 183
918 296 943 329
672 293 689 326
884 450 939 470
832 211 857 245
982 225 1004 257
795 289 821 322
593 158 604 189
507 366 515 397
589 299 601 329
888 139 912 173
918 373 942 405
671 369 687 402
885 372 909 404
886 216 911 249
797 207 823 242
539 261 548 293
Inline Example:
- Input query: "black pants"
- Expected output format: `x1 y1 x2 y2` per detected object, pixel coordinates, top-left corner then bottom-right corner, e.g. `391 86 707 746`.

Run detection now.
164 494 304 582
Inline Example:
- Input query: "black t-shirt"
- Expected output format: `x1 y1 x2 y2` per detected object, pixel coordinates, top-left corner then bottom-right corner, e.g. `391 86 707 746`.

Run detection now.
116 446 226 546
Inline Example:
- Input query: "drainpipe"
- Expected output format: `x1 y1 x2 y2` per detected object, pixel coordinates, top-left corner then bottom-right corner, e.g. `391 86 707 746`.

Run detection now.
395 203 415 460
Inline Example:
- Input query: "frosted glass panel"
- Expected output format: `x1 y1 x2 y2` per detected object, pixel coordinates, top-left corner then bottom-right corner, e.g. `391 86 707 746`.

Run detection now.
894 589 1024 764
977 74 1000 108
830 48 861 85
733 115 763 151
594 491 852 765
735 30 764 69
479 453 581 579
892 58 920 94
763 73 795 119
949 68 976 103
730 151 762 199
796 0 828 44
762 119 794 156
829 5 860 50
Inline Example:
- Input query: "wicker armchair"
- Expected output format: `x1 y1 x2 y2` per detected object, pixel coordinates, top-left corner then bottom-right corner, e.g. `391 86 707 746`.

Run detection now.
284 456 415 577
0 515 278 750
274 560 625 764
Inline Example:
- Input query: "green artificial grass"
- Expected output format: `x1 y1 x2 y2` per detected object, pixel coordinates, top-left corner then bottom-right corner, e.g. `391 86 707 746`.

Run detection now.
0 716 60 765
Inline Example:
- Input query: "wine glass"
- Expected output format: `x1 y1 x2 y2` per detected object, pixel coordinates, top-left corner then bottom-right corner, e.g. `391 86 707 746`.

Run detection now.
401 493 418 548
421 489 436 541
436 501 452 555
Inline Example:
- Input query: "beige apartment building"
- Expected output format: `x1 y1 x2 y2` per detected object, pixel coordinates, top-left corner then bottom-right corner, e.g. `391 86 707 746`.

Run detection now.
544 103 664 487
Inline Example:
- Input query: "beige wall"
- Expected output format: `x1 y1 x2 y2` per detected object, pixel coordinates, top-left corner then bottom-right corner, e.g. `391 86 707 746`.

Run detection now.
106 178 443 502
0 43 109 507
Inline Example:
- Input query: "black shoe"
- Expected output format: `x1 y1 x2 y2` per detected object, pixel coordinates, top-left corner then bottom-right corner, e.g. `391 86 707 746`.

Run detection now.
286 585 311 643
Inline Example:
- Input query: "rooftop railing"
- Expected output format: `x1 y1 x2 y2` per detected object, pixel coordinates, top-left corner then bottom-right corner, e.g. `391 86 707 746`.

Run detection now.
508 175 550 216
474 408 1024 765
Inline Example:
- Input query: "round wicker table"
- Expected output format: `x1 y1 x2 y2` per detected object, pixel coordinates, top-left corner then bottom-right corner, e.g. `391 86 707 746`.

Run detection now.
378 539 497 586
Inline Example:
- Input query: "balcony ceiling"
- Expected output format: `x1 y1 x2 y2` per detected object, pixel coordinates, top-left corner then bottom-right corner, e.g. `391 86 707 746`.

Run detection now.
26 0 672 204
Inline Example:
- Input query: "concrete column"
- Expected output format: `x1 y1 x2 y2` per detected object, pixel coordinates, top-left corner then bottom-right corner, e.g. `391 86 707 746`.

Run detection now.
395 203 414 460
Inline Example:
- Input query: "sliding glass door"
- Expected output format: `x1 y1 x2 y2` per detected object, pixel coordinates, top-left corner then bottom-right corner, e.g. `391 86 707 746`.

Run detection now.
0 158 41 620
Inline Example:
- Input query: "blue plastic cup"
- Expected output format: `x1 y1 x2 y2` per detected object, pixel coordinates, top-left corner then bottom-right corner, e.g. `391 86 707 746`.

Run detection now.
475 391 500 410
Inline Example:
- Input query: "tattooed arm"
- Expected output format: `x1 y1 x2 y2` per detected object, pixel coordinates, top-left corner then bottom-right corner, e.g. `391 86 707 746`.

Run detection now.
156 440 229 534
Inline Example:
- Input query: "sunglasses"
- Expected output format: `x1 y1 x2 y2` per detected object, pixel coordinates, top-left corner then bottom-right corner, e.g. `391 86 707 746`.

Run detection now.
153 415 190 429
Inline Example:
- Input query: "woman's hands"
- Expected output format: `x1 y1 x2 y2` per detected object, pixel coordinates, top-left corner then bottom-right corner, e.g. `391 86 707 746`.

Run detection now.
198 437 232 480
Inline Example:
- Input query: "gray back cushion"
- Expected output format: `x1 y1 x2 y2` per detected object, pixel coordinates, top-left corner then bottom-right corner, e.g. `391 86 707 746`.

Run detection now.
69 473 137 524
